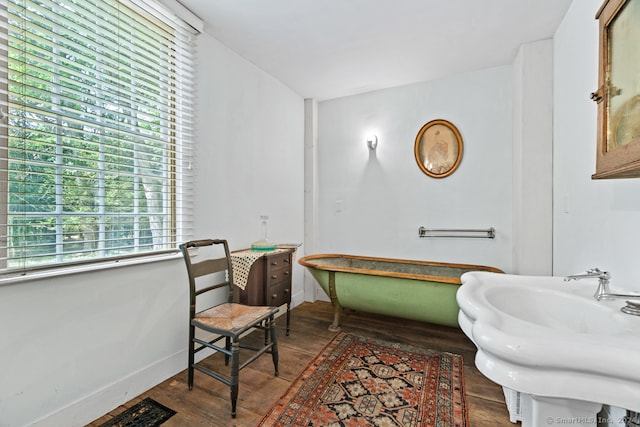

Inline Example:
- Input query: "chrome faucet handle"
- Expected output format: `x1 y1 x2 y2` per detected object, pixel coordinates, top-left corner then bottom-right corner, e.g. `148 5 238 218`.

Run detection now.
588 267 609 278
564 268 610 282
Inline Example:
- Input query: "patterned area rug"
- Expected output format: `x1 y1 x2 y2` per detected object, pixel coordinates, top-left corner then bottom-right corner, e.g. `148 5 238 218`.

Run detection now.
258 333 467 427
98 397 176 427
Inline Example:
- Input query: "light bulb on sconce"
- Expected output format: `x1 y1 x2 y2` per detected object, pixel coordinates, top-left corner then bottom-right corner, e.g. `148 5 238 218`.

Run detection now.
366 134 378 150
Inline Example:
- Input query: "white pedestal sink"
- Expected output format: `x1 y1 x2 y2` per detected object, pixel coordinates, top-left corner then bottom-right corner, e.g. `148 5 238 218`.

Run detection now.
457 272 640 427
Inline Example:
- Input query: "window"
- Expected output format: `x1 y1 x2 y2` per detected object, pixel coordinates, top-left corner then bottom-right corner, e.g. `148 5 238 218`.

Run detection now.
0 0 195 276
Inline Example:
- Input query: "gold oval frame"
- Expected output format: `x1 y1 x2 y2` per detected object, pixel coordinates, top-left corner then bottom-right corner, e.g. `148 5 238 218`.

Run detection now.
414 119 463 178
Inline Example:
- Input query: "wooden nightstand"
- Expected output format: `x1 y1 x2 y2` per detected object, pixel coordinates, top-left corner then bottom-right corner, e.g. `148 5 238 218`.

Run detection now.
232 248 294 335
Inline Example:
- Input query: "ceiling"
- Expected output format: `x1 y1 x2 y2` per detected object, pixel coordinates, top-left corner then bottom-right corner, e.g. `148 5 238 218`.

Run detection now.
179 0 574 101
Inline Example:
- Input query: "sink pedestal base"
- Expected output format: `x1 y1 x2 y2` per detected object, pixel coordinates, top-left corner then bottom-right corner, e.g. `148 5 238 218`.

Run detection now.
521 395 602 427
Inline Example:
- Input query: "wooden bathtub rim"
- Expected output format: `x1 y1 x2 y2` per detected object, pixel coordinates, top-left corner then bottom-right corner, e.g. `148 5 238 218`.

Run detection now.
298 253 504 285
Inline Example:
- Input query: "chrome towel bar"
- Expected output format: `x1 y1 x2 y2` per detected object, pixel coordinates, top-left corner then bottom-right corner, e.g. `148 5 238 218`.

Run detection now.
418 226 495 239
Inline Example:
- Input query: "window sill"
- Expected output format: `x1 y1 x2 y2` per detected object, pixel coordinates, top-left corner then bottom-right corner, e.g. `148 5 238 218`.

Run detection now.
0 251 183 287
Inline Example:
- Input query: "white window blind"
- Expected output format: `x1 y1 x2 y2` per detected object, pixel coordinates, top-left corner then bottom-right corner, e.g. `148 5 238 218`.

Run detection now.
0 0 195 276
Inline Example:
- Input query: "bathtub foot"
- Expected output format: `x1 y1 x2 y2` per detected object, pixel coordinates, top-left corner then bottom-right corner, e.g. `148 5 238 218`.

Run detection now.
328 303 343 331
328 271 343 332
327 302 343 331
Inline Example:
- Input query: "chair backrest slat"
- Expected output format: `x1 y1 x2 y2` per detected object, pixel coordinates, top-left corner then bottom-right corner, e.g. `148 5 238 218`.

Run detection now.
195 282 230 296
180 239 234 307
190 257 229 278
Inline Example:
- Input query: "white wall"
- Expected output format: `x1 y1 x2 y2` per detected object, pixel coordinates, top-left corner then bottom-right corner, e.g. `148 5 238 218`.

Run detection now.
553 0 640 288
512 40 554 276
0 31 304 427
303 99 320 301
0 258 187 427
314 67 513 272
193 33 305 303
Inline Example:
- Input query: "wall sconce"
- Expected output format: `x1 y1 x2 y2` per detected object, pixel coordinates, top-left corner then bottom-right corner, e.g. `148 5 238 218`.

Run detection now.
366 134 378 150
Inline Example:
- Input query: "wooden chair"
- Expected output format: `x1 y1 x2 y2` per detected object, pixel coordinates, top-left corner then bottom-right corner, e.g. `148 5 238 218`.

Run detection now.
179 239 279 418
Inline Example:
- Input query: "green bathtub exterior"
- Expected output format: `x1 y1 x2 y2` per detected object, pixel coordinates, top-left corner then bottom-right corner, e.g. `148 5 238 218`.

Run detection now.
299 254 503 331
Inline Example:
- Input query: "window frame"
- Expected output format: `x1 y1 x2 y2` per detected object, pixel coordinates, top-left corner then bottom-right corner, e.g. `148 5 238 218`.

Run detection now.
0 0 195 278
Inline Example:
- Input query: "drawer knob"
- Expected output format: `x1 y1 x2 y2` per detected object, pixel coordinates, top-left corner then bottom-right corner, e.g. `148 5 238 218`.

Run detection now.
272 293 278 299
271 274 278 279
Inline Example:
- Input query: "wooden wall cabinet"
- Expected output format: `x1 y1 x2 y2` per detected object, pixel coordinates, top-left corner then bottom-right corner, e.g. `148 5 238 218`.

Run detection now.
592 0 640 179
233 249 293 335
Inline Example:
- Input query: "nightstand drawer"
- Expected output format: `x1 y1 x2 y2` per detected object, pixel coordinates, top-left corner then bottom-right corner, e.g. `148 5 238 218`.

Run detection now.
266 252 291 273
268 281 290 307
267 268 290 286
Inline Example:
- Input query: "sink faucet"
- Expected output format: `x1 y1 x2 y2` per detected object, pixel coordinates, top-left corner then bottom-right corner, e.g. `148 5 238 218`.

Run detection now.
564 268 613 300
565 268 640 301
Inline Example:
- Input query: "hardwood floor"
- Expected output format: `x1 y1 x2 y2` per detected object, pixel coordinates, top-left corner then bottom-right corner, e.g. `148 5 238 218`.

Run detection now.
87 301 514 426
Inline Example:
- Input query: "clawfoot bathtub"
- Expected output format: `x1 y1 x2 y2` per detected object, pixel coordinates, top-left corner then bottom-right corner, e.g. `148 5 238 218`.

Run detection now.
299 253 503 331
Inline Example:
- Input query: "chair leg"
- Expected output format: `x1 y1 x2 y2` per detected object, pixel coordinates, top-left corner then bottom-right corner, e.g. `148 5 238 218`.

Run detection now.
264 321 269 346
225 336 230 366
269 316 279 376
188 325 195 390
286 302 291 336
230 340 240 418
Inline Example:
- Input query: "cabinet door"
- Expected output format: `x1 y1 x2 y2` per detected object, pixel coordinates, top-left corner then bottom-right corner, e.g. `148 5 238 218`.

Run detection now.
592 0 640 179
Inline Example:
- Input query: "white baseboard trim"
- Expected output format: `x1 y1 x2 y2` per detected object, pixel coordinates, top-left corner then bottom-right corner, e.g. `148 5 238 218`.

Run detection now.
30 347 221 427
291 290 305 307
29 308 291 427
30 349 187 427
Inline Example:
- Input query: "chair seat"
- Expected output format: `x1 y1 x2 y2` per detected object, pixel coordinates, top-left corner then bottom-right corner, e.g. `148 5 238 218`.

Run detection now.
193 302 276 334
